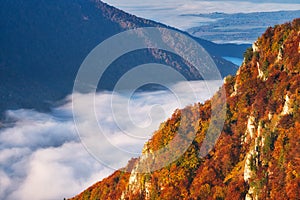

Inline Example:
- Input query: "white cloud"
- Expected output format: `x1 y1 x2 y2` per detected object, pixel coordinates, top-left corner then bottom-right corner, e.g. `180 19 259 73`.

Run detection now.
8 142 112 200
0 80 222 200
0 110 107 199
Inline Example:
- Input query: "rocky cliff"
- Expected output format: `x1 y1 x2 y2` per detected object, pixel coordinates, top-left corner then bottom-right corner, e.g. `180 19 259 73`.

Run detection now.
71 19 300 200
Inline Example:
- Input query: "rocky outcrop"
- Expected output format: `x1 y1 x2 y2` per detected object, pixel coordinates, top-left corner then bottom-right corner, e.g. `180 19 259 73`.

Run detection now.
281 94 293 115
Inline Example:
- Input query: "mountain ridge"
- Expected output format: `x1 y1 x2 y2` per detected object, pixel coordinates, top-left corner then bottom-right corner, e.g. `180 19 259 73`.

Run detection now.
0 0 248 115
70 18 300 200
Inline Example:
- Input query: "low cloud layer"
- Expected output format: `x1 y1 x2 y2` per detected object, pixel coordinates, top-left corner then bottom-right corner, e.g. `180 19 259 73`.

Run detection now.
103 0 300 30
0 109 111 200
0 80 221 200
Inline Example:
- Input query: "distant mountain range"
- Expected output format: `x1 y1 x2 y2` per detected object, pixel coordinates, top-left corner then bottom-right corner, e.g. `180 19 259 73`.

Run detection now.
71 18 300 200
186 10 300 43
0 0 249 115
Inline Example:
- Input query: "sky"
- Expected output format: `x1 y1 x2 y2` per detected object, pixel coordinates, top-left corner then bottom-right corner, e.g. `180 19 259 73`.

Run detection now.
102 0 300 30
0 80 222 200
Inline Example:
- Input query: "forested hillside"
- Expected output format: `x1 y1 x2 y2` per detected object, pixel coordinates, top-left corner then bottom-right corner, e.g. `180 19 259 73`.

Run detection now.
71 18 300 200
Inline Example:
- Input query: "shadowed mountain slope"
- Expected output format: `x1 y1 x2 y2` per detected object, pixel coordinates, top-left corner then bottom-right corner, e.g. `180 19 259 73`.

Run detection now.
0 0 248 115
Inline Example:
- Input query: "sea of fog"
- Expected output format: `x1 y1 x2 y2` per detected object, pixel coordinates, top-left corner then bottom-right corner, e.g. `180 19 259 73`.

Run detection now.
0 80 222 200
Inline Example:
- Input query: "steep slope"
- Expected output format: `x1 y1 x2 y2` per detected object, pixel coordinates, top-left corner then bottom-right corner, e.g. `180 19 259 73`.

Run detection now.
0 0 246 115
71 19 300 200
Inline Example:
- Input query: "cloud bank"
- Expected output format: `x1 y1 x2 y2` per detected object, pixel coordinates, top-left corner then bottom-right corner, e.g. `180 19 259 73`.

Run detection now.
0 80 222 200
